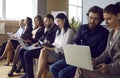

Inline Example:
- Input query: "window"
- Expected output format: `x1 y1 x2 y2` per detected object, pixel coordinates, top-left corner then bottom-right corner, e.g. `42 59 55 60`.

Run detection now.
69 0 82 22
0 0 2 19
1 0 37 20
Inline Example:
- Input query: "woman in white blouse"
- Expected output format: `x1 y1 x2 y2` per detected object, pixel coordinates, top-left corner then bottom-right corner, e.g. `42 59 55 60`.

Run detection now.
36 13 75 78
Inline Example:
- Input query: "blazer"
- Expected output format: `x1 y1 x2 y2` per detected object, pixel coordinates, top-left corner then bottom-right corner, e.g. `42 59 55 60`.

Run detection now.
21 26 33 40
95 28 120 76
28 27 44 43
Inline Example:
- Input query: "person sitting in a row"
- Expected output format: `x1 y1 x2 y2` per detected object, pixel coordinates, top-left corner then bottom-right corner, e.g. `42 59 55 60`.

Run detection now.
0 19 25 57
0 17 33 66
35 13 75 78
8 15 45 76
74 3 120 78
50 6 109 78
19 14 59 78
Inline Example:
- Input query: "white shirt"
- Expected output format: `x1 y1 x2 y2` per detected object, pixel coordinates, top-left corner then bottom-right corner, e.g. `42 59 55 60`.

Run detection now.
13 26 25 37
53 28 74 53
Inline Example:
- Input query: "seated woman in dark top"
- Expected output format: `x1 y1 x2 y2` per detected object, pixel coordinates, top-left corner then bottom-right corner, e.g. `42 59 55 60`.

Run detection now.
8 15 45 76
0 19 25 57
19 14 59 78
0 17 33 66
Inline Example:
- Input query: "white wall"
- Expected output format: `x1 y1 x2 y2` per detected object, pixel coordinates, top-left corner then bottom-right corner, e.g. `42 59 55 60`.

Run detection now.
82 0 120 24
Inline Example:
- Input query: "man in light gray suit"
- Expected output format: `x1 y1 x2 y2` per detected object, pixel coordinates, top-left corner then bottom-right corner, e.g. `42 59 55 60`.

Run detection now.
74 4 120 78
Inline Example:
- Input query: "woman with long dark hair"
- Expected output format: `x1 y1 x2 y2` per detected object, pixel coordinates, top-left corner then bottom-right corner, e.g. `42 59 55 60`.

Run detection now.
8 15 44 76
36 13 75 78
0 17 33 66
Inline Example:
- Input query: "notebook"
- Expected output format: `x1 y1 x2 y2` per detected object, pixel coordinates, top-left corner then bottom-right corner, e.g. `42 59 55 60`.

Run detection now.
17 38 41 50
63 44 93 71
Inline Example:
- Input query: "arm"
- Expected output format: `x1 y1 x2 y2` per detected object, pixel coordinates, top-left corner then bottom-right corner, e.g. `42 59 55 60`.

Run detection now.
74 25 83 45
63 28 74 44
95 49 109 65
108 62 120 75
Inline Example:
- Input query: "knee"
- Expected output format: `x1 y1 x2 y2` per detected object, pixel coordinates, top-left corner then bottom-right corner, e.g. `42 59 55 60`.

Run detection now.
50 64 56 73
40 48 47 56
24 51 31 59
19 49 26 57
59 71 65 78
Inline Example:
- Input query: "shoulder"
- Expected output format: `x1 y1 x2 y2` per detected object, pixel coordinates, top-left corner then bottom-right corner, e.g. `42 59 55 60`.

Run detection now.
38 27 44 32
66 28 75 35
78 24 88 30
53 25 59 30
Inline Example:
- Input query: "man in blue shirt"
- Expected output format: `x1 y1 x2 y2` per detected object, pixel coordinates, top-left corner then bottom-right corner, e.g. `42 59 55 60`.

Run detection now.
50 6 109 78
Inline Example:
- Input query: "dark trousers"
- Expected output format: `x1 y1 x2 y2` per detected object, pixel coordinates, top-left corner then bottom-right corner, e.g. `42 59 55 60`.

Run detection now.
19 48 41 78
0 42 7 56
50 59 76 78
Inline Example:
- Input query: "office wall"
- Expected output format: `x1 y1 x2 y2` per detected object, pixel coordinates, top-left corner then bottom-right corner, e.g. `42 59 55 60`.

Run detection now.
82 0 120 24
0 20 19 45
47 0 68 15
37 0 68 17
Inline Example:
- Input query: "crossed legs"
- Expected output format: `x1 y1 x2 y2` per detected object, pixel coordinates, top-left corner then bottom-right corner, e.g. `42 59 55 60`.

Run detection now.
0 39 14 65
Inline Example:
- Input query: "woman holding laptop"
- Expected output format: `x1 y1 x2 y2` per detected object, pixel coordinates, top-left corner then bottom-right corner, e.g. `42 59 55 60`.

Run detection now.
75 4 120 78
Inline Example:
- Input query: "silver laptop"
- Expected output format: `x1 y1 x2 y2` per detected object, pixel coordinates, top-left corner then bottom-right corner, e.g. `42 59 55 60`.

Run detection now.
63 44 93 71
17 38 41 50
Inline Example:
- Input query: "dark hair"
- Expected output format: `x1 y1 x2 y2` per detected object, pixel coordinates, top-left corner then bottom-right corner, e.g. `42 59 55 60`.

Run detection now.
115 2 120 13
21 17 33 40
26 17 33 30
103 4 119 15
56 13 71 35
45 14 54 21
34 15 44 29
87 6 104 22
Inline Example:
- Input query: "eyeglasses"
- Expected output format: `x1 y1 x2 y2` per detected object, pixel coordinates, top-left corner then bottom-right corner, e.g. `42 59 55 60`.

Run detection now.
88 17 100 21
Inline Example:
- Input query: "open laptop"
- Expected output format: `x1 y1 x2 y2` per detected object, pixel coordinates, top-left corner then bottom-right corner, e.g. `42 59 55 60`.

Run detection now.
17 38 41 50
63 44 93 71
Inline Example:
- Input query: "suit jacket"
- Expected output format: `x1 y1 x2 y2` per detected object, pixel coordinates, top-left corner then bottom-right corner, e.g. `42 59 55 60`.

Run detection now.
28 27 44 43
95 28 120 76
21 26 33 40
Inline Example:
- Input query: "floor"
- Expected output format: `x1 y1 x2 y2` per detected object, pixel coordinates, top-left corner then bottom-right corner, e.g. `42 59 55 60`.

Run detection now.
0 59 53 78
0 59 23 78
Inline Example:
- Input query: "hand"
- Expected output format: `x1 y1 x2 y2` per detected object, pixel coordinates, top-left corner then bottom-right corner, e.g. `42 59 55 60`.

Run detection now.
12 36 18 39
94 63 109 74
33 43 39 47
22 38 31 43
44 39 50 43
